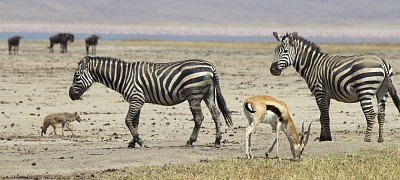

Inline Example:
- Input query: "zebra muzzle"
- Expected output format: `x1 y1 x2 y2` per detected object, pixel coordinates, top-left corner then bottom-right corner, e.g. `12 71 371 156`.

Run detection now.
270 62 281 76
69 87 81 100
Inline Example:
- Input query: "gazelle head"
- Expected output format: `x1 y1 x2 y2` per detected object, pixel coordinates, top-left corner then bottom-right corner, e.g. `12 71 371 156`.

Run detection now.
295 121 312 160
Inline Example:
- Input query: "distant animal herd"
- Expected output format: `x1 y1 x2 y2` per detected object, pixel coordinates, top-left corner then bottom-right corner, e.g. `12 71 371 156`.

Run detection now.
7 33 100 55
8 31 399 161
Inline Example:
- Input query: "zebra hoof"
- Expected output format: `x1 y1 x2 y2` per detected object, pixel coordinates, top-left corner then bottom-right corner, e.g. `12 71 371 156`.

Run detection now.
137 138 144 147
319 135 332 141
127 141 136 149
364 137 371 142
185 140 194 148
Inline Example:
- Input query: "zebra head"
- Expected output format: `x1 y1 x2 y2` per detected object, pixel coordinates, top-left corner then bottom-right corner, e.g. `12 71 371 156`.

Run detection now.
270 32 298 76
69 56 93 100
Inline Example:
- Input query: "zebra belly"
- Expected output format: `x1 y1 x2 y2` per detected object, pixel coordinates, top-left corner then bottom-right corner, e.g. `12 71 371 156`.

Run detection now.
143 76 213 106
328 85 359 103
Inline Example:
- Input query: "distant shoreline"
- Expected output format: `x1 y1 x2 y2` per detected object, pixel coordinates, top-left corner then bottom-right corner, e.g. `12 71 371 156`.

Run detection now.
1 23 400 43
1 32 400 43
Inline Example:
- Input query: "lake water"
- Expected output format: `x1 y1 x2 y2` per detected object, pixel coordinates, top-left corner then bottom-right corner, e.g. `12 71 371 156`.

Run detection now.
1 32 399 43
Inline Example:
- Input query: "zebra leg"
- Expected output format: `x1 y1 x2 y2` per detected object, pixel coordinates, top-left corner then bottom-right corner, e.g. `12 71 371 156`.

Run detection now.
359 97 376 142
126 103 144 148
315 95 332 141
204 93 222 147
186 99 204 147
377 93 388 142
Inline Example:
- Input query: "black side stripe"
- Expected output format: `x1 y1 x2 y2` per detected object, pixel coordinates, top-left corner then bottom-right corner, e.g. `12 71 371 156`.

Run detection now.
244 103 256 113
266 105 282 117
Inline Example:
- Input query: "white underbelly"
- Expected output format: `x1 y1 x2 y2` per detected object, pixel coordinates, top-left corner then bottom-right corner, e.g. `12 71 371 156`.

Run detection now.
262 110 280 126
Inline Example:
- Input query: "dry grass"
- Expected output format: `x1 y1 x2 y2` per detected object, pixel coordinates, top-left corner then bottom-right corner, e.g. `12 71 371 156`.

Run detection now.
82 146 400 180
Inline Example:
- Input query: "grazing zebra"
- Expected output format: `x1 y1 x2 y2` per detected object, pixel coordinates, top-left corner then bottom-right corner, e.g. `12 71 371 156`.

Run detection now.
85 34 100 55
8 35 22 55
69 56 232 148
270 32 400 142
48 33 74 53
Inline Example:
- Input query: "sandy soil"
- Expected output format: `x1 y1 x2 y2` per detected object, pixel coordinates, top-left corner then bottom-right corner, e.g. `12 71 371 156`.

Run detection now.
1 40 400 178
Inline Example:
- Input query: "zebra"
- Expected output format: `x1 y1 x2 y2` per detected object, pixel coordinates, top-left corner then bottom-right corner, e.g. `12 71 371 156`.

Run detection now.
48 33 74 53
8 35 22 55
69 56 232 148
270 32 400 142
85 34 100 55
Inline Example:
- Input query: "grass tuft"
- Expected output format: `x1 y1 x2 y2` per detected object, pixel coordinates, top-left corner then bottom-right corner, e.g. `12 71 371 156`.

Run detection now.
87 146 400 179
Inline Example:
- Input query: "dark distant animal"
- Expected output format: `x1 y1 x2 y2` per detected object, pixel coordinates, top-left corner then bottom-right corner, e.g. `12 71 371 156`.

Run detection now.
8 35 22 55
85 34 100 55
69 56 232 148
48 33 74 53
270 32 400 142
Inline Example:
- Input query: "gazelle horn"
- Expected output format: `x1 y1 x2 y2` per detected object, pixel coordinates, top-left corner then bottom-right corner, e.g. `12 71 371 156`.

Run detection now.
303 122 312 146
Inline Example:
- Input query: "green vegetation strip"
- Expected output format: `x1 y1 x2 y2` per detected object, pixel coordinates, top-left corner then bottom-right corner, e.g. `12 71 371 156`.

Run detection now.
90 147 400 179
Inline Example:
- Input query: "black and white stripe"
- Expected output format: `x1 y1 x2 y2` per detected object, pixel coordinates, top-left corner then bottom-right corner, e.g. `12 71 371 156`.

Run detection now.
271 32 400 142
69 56 232 148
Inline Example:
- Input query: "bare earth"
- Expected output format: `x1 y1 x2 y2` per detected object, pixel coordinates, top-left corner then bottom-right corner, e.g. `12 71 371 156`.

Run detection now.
1 40 400 178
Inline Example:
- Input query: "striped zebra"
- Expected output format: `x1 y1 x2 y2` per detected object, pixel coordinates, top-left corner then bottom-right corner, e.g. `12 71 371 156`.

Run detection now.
270 32 400 142
69 56 232 148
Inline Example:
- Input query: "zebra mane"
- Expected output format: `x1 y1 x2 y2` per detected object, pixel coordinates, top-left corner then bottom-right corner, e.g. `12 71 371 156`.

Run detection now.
87 56 126 64
283 33 322 53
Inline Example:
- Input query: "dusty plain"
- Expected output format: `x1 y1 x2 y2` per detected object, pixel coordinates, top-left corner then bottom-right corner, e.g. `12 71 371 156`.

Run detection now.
1 40 400 178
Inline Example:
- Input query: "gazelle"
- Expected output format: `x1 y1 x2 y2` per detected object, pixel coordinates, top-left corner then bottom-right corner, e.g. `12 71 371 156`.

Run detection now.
244 95 312 161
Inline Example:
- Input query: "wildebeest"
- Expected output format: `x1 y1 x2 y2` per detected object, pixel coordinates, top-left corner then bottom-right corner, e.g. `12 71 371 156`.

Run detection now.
8 35 22 55
48 33 74 53
85 34 100 55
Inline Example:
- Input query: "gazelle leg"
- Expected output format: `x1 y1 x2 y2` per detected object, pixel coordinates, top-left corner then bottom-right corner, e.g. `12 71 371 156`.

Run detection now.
245 122 257 158
265 138 277 158
275 121 282 161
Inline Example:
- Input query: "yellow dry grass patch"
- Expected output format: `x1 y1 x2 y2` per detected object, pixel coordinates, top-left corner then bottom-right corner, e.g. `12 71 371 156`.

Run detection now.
92 147 400 180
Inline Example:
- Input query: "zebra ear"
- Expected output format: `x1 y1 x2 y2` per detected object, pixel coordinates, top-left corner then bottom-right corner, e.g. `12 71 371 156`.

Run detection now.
289 32 298 46
273 32 282 42
84 55 91 64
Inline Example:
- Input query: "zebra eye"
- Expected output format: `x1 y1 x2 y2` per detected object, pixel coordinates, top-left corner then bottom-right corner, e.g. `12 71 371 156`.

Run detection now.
284 50 288 53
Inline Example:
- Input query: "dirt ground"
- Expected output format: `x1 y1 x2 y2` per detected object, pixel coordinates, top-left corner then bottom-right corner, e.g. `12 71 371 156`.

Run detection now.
1 40 400 178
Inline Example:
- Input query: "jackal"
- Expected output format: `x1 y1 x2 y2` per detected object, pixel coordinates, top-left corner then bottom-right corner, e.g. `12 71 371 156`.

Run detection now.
41 112 82 136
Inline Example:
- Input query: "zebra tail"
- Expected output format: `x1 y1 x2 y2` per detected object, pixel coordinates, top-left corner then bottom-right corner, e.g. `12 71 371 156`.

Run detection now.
214 73 233 128
388 78 400 113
